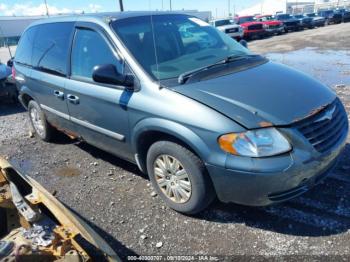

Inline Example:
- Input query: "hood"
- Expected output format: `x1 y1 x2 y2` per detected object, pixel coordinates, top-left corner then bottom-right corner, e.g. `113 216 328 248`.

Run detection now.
313 16 325 21
302 17 313 22
262 20 282 26
240 21 263 27
172 62 336 129
217 24 240 30
280 18 300 22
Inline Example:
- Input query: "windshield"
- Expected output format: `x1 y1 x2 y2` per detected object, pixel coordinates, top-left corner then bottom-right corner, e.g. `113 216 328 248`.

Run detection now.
307 13 316 17
294 15 303 18
215 19 233 27
239 16 255 23
260 16 274 21
111 14 251 81
276 14 291 19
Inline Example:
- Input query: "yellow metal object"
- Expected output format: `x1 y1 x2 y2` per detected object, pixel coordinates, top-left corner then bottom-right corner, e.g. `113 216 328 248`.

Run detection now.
0 157 120 262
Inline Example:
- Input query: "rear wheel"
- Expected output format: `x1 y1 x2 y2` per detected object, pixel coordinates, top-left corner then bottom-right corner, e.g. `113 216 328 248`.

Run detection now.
146 141 215 214
28 100 55 142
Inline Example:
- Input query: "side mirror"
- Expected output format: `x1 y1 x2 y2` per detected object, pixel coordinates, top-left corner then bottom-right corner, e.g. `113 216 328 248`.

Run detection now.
7 58 13 67
92 64 134 89
239 39 248 48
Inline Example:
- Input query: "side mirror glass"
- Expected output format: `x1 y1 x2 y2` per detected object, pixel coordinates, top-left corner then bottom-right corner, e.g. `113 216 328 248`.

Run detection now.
92 64 134 89
239 39 248 48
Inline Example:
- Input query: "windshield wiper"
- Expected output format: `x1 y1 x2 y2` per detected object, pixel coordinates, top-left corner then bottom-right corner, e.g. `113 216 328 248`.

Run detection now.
178 54 260 85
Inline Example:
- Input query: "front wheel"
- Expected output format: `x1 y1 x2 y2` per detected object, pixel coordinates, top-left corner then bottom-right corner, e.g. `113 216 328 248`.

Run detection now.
146 141 215 214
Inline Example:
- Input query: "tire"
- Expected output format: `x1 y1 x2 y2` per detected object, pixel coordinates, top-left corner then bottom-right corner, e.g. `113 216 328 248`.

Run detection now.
28 100 55 142
146 141 215 215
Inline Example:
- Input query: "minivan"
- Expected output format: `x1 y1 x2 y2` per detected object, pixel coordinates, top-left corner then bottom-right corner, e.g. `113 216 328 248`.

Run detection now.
14 12 348 214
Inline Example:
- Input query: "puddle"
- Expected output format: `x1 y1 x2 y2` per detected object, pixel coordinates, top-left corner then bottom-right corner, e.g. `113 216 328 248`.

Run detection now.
266 48 350 87
55 167 80 177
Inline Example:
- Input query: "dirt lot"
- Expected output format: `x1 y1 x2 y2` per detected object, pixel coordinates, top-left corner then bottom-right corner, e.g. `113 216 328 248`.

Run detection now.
1 23 350 261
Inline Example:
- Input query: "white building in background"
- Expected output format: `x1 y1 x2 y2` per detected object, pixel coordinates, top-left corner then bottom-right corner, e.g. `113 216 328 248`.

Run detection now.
0 16 43 46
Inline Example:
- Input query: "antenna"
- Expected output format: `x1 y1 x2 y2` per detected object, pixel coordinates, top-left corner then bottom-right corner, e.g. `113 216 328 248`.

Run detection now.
119 0 124 11
44 0 49 16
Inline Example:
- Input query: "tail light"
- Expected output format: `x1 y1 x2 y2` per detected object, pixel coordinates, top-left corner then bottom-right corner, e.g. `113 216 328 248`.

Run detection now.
12 66 16 79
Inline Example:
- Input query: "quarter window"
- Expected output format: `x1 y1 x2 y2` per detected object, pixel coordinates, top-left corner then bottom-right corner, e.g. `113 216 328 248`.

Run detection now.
15 26 37 66
32 22 73 76
71 28 123 79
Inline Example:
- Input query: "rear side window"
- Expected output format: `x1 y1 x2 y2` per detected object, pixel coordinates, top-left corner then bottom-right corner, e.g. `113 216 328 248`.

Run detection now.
32 22 73 76
70 28 123 79
15 26 37 66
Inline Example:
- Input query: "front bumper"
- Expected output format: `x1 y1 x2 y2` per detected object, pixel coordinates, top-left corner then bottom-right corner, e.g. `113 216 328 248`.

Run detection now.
227 31 244 39
313 20 325 26
284 23 301 31
266 26 284 34
243 29 266 39
206 127 347 206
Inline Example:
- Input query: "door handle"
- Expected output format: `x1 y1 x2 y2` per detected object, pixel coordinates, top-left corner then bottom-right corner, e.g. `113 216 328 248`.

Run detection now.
67 94 80 105
54 90 64 100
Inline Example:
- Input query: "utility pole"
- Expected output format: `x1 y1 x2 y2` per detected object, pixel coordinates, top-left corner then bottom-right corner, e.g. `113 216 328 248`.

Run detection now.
162 0 164 10
43 0 49 16
119 0 124 12
228 0 231 17
170 0 172 11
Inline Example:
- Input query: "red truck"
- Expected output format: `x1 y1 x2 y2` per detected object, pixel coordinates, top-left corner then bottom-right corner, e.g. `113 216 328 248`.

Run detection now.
234 15 267 39
255 15 285 35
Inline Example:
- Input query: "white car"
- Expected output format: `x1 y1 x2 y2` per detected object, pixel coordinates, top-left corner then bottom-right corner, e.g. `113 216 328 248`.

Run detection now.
210 19 244 40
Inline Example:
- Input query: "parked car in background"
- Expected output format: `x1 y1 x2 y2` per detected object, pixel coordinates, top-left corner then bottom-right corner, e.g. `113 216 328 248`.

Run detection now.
255 14 284 35
275 14 302 32
234 16 267 39
0 60 17 103
14 12 348 214
210 18 244 40
318 10 342 24
305 13 326 27
336 9 350 22
293 14 314 29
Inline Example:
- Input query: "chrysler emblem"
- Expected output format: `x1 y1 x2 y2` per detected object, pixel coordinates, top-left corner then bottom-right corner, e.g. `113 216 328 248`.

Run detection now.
314 105 336 123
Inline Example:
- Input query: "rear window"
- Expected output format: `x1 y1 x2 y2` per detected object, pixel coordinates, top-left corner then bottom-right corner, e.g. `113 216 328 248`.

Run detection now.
15 26 37 66
32 22 73 76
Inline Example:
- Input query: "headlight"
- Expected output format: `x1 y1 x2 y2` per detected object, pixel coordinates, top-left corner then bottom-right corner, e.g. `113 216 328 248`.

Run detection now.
218 128 291 157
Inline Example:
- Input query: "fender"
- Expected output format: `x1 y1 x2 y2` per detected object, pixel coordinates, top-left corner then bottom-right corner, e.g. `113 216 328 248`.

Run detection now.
132 117 212 162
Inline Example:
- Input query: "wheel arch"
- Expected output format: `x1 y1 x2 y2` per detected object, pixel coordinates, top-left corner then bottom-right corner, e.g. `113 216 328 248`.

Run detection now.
18 86 36 109
132 118 211 174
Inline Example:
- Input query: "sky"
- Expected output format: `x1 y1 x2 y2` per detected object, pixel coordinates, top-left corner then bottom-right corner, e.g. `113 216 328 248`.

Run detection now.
0 0 268 17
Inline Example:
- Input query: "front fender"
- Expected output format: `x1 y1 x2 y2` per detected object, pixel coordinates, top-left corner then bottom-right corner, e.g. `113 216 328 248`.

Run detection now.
132 117 212 162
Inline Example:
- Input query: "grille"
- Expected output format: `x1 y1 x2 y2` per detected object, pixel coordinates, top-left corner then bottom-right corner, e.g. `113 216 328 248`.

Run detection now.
268 24 281 29
294 99 348 154
248 24 263 30
225 28 238 33
285 21 298 26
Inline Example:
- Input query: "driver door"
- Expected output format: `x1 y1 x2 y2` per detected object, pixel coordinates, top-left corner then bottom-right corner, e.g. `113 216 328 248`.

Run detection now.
65 23 134 161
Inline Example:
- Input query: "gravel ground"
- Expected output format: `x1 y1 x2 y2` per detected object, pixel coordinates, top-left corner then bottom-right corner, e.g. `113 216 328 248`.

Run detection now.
1 23 350 261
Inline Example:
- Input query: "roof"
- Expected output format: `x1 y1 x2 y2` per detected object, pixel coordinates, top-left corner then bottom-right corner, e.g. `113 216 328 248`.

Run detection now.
255 14 273 18
237 15 255 18
29 11 189 26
